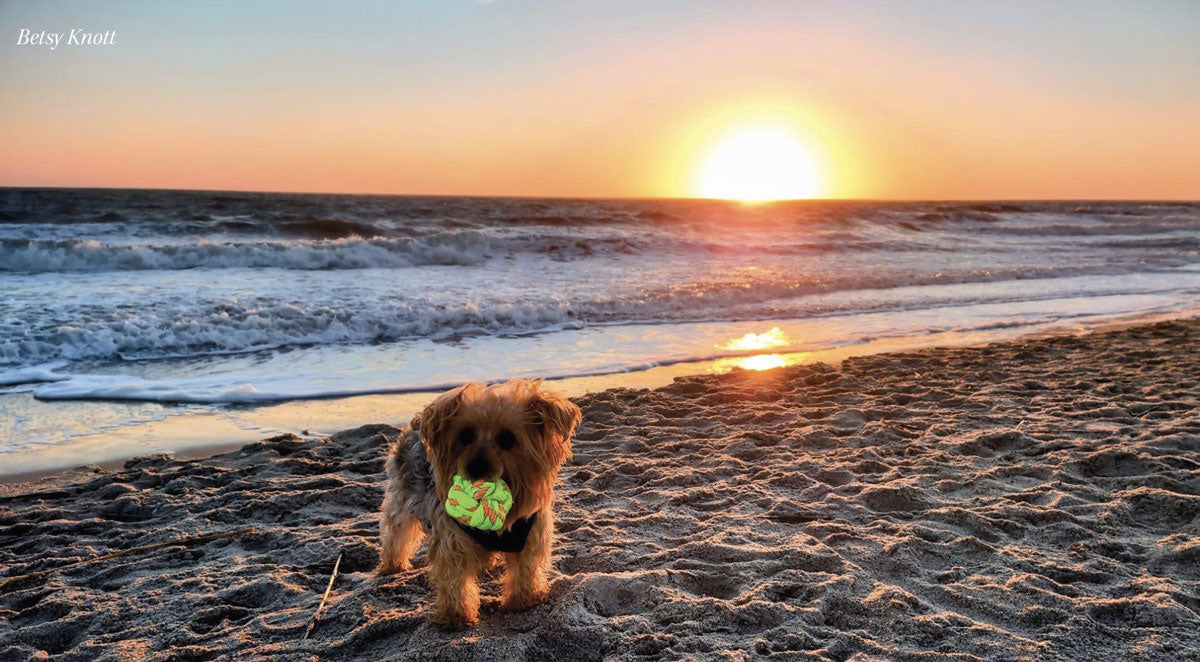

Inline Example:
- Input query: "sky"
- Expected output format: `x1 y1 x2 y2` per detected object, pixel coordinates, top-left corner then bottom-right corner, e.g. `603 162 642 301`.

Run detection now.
1 0 1198 199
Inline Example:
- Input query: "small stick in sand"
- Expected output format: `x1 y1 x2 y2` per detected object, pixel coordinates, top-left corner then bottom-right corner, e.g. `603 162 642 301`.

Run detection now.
0 527 256 591
302 550 343 641
1135 404 1164 418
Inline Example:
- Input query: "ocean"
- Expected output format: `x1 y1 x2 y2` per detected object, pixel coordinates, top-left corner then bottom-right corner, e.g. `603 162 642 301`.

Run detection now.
2 188 1199 473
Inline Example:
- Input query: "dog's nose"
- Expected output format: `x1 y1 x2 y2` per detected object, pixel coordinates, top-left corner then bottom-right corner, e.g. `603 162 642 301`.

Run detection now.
466 456 491 480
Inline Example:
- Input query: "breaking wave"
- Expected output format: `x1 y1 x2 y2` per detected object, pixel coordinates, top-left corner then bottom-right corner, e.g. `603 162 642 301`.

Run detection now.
0 232 491 272
0 231 945 273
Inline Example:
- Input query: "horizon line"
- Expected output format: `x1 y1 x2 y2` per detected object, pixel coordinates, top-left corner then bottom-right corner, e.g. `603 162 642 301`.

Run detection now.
1 184 1196 204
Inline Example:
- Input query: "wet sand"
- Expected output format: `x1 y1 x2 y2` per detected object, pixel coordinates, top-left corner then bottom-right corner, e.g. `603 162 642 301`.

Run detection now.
1 319 1198 660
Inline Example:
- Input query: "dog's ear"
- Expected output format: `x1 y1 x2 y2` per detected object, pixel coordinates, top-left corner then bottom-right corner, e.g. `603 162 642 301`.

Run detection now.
418 383 474 459
527 384 581 463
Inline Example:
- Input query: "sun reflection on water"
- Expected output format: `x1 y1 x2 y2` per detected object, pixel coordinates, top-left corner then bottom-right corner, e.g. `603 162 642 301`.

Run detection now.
721 327 788 351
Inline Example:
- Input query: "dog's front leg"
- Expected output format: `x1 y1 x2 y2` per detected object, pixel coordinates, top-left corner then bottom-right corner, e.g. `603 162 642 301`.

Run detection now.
428 532 483 628
502 510 553 611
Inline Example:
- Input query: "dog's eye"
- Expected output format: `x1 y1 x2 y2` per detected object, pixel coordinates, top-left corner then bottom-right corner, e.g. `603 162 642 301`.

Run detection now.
496 428 517 451
456 426 475 447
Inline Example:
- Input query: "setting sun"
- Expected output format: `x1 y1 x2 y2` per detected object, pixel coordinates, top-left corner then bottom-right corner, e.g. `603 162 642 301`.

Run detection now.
695 127 821 201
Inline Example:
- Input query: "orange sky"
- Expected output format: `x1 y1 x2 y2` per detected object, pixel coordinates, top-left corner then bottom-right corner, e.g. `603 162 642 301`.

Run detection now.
2 1 1198 199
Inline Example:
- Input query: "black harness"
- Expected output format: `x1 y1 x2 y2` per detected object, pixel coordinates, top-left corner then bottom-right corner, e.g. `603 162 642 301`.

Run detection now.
454 513 538 554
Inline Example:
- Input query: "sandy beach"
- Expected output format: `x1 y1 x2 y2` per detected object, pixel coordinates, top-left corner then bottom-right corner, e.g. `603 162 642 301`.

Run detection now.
2 319 1198 661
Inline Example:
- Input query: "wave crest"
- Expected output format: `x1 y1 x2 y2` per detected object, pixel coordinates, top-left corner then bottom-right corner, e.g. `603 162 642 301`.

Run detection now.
0 232 490 272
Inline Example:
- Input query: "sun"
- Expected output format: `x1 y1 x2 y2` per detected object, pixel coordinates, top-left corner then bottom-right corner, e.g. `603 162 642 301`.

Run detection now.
695 126 821 201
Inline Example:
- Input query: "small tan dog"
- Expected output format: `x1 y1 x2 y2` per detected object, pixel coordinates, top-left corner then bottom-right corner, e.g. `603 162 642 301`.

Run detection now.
378 379 581 628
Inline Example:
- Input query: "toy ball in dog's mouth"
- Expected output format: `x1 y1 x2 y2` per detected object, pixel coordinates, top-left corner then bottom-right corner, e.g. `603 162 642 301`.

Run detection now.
445 474 513 531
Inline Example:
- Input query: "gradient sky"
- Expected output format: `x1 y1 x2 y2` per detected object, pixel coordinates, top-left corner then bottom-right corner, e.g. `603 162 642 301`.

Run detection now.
1 0 1198 199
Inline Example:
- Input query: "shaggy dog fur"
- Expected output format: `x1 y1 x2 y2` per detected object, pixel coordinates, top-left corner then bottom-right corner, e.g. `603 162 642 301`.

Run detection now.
378 379 581 628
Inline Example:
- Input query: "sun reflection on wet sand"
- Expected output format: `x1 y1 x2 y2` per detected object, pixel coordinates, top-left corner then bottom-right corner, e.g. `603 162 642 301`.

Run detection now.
709 352 809 373
729 354 788 371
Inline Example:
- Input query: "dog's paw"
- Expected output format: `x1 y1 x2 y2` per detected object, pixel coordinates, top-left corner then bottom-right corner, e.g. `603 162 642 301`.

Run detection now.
429 607 478 630
376 559 411 575
502 587 548 612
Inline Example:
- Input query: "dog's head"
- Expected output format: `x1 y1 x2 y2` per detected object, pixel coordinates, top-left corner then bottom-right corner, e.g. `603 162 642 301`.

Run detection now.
418 379 580 520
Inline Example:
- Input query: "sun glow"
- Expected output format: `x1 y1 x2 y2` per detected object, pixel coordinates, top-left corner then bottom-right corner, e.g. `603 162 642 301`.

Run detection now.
696 127 821 201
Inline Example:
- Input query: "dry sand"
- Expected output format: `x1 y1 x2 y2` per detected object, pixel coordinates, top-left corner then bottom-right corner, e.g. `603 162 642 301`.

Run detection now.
2 319 1199 661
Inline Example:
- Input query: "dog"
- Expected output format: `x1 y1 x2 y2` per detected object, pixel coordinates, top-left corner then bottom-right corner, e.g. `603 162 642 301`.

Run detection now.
377 378 581 628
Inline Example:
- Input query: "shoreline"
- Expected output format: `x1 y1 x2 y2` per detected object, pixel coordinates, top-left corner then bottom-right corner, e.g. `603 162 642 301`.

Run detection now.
2 307 1195 489
1 317 1197 659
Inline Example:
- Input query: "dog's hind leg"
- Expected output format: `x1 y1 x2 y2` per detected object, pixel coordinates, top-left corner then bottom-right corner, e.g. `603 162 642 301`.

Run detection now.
379 497 424 574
